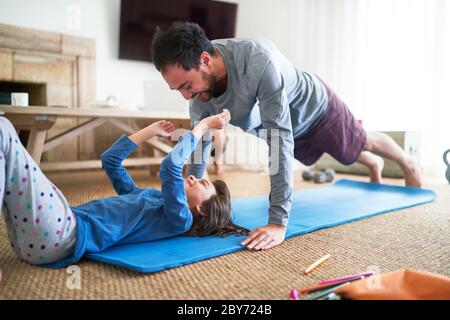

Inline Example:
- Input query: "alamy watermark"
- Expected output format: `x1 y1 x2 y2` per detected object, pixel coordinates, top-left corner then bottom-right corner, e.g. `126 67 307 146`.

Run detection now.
66 5 81 30
66 265 81 290
168 127 283 175
366 265 382 290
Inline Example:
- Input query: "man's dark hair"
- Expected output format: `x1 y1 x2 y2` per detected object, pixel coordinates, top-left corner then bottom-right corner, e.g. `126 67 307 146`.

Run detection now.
151 21 215 73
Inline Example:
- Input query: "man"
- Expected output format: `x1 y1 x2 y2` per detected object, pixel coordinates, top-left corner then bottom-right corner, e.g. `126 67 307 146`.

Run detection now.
151 22 421 251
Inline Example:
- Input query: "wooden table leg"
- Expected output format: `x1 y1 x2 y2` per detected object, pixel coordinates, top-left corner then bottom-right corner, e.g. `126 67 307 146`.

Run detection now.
27 129 47 165
3 114 56 165
148 142 164 177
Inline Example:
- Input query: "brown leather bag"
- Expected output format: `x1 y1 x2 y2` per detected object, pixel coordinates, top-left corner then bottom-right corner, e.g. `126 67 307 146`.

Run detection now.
335 269 450 300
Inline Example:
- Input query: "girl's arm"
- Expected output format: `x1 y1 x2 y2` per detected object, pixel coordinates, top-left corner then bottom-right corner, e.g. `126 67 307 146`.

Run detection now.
128 120 175 145
160 110 231 232
101 121 175 195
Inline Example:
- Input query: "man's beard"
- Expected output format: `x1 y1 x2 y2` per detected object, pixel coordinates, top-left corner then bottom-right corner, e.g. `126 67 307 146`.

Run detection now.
197 71 218 101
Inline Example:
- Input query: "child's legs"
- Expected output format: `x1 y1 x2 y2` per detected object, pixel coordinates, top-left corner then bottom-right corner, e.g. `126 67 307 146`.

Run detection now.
0 117 76 265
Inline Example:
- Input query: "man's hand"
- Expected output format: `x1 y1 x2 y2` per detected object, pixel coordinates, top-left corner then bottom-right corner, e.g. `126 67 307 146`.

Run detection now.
241 223 286 250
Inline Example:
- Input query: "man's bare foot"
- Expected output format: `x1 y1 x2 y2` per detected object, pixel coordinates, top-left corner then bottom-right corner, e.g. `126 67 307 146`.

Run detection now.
368 154 384 183
402 158 422 187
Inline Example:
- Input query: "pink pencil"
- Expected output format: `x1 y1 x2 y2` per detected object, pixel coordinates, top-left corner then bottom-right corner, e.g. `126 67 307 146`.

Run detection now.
290 288 300 300
319 272 374 285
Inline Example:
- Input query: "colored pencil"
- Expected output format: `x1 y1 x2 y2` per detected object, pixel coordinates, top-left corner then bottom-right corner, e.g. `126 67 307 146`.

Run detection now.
319 271 374 285
305 282 350 300
299 276 364 294
290 288 300 300
323 292 342 300
304 254 331 274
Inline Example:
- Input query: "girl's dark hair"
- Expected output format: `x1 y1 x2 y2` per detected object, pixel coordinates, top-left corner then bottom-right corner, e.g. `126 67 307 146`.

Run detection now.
184 180 250 237
151 21 215 73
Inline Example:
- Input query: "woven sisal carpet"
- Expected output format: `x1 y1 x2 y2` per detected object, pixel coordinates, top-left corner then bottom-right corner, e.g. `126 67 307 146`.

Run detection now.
0 170 449 299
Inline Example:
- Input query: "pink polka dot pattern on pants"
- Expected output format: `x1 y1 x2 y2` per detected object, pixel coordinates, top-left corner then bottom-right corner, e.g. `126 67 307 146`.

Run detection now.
0 116 76 265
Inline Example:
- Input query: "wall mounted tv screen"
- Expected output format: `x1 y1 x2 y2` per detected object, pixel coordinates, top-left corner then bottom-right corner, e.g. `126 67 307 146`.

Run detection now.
119 0 238 62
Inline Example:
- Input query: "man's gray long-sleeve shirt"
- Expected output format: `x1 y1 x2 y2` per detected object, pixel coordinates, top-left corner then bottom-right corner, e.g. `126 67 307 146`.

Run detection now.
186 38 328 227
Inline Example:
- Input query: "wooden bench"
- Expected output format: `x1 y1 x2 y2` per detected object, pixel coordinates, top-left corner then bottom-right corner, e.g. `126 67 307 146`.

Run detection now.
0 105 191 172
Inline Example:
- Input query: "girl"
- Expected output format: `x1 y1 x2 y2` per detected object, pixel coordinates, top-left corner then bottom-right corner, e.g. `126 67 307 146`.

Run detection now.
0 109 248 268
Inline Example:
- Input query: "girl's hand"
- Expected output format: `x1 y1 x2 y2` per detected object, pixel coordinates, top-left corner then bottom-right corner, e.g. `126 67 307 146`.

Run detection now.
202 108 231 130
129 120 176 145
150 120 176 137
191 109 231 140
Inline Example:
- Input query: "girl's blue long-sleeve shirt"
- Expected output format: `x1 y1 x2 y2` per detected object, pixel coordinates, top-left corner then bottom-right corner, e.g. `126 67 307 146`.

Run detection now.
43 131 198 268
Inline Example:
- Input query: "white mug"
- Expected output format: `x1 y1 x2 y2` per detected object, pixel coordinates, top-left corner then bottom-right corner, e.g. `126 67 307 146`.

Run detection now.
11 92 29 107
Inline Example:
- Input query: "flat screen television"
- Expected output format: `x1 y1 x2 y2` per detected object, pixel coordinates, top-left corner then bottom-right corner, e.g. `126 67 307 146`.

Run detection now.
119 0 238 62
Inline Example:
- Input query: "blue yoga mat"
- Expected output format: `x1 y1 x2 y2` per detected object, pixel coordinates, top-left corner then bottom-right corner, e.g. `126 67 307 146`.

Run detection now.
85 179 436 273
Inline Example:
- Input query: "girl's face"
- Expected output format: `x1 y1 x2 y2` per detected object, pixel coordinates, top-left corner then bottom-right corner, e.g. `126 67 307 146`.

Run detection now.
184 175 216 214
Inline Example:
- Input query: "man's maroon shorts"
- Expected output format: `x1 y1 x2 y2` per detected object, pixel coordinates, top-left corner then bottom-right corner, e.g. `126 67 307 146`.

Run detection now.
294 81 367 166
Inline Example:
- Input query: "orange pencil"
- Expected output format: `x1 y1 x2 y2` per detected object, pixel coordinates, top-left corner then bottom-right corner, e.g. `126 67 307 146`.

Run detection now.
304 254 331 275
